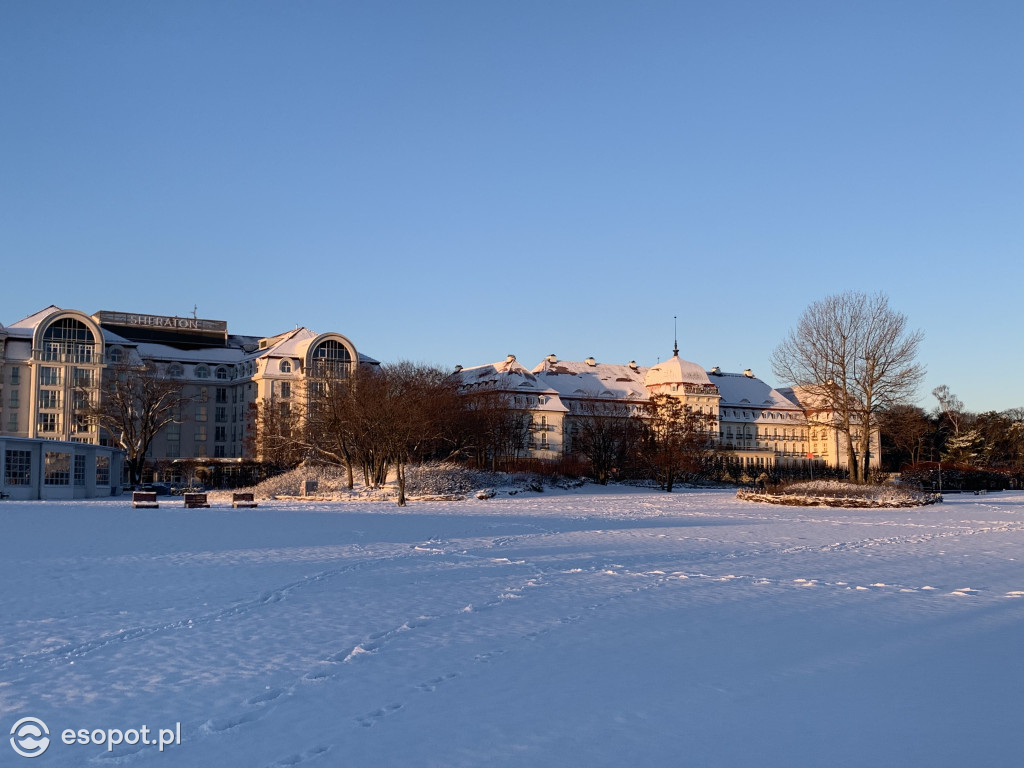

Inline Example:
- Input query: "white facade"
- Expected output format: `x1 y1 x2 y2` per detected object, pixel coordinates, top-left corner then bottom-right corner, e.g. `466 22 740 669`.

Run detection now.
0 307 375 479
456 349 881 473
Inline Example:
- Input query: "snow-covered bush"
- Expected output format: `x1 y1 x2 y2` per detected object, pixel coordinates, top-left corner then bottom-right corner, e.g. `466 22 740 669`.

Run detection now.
404 462 495 498
738 480 940 508
246 465 354 499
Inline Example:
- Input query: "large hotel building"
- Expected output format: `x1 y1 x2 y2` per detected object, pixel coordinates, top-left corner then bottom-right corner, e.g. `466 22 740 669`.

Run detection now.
0 305 876 493
0 306 373 491
455 349 880 474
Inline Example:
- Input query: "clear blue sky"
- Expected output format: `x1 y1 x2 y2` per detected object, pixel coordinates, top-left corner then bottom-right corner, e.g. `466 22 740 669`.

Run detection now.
3 1 1022 413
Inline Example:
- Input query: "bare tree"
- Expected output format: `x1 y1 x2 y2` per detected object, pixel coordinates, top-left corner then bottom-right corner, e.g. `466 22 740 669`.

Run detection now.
247 394 307 469
303 366 367 489
568 399 643 484
457 391 531 471
638 394 716 492
84 360 190 486
771 291 925 483
376 362 462 506
879 404 931 469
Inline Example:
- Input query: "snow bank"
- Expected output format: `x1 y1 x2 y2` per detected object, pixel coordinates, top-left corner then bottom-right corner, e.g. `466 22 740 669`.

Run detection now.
738 480 941 508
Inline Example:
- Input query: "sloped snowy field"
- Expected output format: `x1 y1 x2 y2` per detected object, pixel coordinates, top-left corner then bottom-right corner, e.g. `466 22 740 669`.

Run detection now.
3 488 1024 767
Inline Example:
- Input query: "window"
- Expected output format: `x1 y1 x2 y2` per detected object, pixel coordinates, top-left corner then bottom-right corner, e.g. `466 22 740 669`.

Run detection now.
39 390 61 409
7 414 17 431
39 367 61 386
195 425 207 442
215 366 228 380
195 406 207 422
215 426 227 442
280 359 292 373
199 387 208 403
5 450 31 485
8 389 18 407
72 368 94 388
280 382 291 399
38 413 58 433
196 444 207 458
166 441 180 458
44 452 71 485
216 387 228 403
168 363 184 377
10 366 20 385
214 445 226 458
95 455 110 485
74 455 86 486
42 317 97 362
72 391 90 411
166 422 181 438
107 347 123 364
215 407 227 423
195 364 210 379
311 339 352 377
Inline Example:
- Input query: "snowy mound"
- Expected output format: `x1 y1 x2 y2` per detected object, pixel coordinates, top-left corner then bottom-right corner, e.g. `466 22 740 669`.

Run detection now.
738 480 940 508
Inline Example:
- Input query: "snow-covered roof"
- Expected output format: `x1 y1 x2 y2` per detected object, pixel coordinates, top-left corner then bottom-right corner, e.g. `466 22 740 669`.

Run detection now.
132 342 249 364
101 328 134 346
711 371 802 411
259 328 314 357
456 356 544 389
531 357 649 400
7 305 62 329
646 353 712 387
776 386 835 412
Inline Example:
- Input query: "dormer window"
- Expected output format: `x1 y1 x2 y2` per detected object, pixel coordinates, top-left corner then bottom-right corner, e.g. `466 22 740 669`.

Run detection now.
195 364 210 379
280 360 292 374
215 366 229 380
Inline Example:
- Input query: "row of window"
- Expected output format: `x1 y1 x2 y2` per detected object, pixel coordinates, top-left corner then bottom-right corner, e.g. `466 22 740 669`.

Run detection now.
3 450 110 486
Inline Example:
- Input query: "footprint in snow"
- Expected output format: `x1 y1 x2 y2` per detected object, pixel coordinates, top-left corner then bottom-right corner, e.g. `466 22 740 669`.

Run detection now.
417 672 459 692
246 686 288 705
355 703 403 727
266 744 331 767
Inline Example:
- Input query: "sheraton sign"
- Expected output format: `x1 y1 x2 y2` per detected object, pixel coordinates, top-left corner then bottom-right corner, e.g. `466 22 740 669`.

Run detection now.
94 311 228 335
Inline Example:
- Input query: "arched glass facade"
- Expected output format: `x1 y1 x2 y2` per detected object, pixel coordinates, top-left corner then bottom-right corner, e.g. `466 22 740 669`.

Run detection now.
311 339 352 378
41 318 98 363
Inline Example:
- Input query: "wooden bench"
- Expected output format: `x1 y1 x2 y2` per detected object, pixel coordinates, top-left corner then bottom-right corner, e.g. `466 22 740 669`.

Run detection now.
184 492 210 509
232 492 258 508
132 491 159 509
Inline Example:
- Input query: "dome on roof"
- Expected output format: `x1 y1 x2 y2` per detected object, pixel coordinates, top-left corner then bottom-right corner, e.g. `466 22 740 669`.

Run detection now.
645 353 711 388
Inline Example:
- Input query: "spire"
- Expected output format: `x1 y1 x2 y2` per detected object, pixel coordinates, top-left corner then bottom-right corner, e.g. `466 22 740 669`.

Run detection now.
673 315 679 357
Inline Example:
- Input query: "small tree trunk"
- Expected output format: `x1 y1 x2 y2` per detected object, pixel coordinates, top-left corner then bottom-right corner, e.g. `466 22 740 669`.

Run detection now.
396 462 406 507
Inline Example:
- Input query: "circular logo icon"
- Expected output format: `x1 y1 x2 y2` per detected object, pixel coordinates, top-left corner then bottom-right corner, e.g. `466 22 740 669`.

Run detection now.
10 717 50 758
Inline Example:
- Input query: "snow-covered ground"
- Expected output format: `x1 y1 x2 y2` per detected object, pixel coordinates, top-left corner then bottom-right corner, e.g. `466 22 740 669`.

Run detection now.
3 487 1024 767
